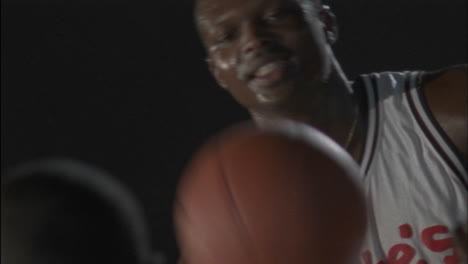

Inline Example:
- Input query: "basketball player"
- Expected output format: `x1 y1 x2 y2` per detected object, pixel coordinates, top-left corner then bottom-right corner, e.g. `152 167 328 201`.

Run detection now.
193 0 467 262
1 159 165 264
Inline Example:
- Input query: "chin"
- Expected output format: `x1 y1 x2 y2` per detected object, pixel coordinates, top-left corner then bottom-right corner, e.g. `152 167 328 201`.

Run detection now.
254 83 296 107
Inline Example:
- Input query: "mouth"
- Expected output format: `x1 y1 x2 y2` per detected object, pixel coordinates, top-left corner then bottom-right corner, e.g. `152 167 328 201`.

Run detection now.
252 61 287 82
244 55 290 79
245 58 295 100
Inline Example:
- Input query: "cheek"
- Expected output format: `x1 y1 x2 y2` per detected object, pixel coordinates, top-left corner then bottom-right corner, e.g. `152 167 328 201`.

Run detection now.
209 47 257 106
210 47 238 72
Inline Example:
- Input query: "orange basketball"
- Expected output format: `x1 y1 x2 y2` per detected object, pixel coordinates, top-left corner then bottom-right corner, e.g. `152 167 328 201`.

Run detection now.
174 121 366 264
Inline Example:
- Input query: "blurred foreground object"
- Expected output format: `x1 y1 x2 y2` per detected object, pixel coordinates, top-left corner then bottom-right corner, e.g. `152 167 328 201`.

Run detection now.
1 159 160 264
174 121 367 264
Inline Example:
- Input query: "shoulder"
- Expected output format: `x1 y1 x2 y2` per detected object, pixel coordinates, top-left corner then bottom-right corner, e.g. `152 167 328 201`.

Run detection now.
420 64 467 160
422 65 467 91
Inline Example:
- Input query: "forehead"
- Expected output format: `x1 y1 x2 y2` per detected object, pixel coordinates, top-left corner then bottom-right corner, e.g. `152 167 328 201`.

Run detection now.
196 0 306 29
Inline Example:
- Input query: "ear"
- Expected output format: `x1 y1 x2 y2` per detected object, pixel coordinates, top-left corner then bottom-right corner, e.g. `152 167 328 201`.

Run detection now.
206 57 228 90
319 5 339 45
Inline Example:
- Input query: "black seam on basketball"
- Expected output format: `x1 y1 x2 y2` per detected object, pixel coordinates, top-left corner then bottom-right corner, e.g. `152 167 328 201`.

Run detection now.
173 199 216 263
405 72 468 190
214 138 260 263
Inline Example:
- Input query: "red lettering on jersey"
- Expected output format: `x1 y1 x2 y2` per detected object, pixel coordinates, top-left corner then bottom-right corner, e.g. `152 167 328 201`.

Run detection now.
421 225 452 252
387 244 416 264
363 224 461 264
420 225 460 263
443 254 460 264
399 224 413 239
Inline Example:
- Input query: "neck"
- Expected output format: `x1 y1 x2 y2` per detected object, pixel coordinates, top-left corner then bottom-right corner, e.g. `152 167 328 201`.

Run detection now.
250 67 365 161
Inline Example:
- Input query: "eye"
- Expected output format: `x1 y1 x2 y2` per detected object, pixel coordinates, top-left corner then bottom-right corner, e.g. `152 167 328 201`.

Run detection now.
215 29 237 44
264 8 296 23
264 11 281 22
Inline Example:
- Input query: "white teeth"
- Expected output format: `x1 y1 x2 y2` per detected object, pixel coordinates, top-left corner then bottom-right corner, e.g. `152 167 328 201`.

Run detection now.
255 62 281 76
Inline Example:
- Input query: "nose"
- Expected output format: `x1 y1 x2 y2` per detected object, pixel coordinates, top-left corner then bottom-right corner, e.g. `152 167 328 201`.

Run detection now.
240 22 269 57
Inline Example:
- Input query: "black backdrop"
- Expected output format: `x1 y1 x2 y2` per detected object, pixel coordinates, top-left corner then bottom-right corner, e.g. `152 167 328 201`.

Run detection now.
1 0 467 262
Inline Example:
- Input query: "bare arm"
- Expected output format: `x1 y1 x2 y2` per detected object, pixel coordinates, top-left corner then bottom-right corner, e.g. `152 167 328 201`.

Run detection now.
421 64 467 160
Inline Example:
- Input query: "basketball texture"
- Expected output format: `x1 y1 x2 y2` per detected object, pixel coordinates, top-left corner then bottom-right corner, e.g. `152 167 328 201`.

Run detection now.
174 121 366 264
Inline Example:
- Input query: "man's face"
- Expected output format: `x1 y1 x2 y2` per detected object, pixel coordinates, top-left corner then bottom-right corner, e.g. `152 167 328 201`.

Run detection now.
196 0 330 111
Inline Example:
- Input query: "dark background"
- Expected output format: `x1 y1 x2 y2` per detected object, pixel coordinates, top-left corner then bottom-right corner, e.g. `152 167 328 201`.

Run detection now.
1 0 467 262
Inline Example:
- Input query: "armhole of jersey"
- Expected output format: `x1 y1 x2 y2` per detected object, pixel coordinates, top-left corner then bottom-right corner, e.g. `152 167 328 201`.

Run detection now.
360 74 380 177
405 71 468 189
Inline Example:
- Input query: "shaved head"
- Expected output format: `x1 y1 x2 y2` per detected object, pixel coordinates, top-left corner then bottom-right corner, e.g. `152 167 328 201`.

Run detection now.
194 0 324 41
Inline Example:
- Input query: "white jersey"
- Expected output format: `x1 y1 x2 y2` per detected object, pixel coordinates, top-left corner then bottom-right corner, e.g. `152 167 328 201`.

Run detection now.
357 71 467 264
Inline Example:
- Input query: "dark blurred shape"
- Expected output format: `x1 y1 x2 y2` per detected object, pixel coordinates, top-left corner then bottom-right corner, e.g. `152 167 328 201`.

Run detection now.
1 159 160 264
